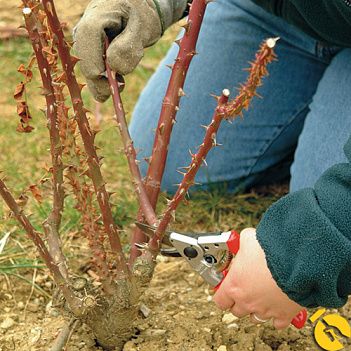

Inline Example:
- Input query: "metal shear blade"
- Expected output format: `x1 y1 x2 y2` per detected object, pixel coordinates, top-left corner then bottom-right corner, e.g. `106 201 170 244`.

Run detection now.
135 222 222 241
135 222 173 246
135 222 181 256
135 222 223 258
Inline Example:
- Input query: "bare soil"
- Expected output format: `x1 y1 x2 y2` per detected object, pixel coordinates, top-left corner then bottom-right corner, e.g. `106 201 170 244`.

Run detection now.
1 258 350 351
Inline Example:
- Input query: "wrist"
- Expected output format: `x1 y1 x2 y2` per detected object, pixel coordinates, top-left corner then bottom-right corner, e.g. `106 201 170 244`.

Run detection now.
153 0 189 33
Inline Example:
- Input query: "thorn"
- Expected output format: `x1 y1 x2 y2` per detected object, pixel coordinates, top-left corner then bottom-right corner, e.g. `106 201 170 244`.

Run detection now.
166 64 174 70
178 88 186 97
118 81 125 89
171 210 176 222
200 124 209 131
176 170 186 176
41 88 51 96
210 93 220 102
158 123 165 135
182 21 192 34
188 50 198 57
71 55 81 66
78 83 86 92
174 39 181 47
211 133 222 147
92 129 101 138
202 158 208 166
107 191 115 198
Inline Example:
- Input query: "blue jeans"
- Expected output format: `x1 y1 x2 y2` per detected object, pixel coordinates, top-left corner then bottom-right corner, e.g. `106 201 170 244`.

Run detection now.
129 0 351 194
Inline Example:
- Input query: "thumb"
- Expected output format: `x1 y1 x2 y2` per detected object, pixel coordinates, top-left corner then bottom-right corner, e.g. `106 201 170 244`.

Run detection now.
106 9 144 75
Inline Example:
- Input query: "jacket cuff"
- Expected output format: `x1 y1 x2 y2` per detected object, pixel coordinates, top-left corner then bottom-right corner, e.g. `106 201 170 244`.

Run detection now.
256 186 351 308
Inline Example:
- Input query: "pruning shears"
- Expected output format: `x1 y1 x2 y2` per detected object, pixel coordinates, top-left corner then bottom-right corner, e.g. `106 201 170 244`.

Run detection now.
135 222 307 329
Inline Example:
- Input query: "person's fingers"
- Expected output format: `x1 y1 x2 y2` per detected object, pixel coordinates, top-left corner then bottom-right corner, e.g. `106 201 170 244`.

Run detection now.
107 9 144 75
230 304 250 318
250 313 270 324
86 73 125 102
86 78 110 103
213 287 235 311
74 17 121 79
273 318 291 330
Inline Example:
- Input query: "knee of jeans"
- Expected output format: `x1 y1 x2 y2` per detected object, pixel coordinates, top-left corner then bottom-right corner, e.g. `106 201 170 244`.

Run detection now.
289 161 313 192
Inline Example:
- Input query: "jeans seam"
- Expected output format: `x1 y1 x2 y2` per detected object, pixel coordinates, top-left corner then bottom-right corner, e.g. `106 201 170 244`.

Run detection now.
244 100 312 178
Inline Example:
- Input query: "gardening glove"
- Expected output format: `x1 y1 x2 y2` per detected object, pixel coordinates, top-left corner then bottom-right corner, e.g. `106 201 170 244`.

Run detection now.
74 0 188 102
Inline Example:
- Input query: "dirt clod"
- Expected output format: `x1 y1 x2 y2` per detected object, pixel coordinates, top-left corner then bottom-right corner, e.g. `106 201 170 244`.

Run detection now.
222 313 239 324
0 317 15 330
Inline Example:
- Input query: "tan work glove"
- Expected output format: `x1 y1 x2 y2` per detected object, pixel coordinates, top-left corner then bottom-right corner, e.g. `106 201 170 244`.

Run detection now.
74 0 187 102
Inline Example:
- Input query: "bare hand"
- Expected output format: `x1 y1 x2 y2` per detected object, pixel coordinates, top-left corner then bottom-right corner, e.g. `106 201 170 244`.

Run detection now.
213 228 303 329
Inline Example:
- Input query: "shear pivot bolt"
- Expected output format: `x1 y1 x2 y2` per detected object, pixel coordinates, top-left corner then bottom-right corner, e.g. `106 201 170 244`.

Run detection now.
184 247 198 258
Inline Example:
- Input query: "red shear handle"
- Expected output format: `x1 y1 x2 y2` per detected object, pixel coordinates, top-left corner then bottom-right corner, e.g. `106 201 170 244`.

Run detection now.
291 309 307 329
227 230 240 255
213 230 239 292
215 230 307 329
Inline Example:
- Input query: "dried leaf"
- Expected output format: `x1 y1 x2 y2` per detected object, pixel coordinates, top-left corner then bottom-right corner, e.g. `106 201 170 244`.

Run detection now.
16 123 34 133
17 64 33 82
14 83 25 100
28 185 43 203
27 55 36 69
55 72 66 83
16 101 32 122
42 45 57 65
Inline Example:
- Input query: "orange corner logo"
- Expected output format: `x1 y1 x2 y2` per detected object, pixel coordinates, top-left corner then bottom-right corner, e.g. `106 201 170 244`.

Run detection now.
310 309 351 351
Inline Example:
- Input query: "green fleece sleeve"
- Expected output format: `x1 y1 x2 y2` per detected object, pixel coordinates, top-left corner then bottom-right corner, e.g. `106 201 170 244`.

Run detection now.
251 0 351 47
256 135 351 308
